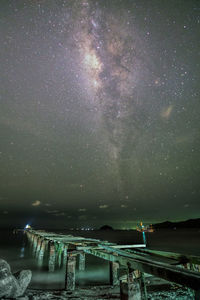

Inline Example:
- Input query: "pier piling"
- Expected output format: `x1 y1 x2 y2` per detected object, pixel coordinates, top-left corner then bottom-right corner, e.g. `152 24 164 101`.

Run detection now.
110 261 119 286
62 245 68 269
49 241 56 272
57 242 64 268
79 252 85 271
36 237 42 259
32 235 38 256
38 239 47 267
120 268 142 300
66 255 76 290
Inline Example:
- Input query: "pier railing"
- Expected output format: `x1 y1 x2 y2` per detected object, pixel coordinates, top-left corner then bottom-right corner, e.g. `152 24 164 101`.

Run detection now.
25 229 200 300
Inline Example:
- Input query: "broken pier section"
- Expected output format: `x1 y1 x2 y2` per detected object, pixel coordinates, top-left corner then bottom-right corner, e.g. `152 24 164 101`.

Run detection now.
25 229 200 300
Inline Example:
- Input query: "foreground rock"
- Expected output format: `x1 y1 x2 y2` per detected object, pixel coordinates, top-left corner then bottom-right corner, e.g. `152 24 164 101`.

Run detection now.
0 259 32 298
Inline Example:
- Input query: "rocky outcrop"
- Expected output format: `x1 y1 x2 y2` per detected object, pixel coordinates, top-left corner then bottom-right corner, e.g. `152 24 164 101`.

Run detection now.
0 259 32 298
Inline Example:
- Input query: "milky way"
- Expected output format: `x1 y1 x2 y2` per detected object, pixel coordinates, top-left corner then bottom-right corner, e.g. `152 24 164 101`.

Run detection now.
72 0 151 196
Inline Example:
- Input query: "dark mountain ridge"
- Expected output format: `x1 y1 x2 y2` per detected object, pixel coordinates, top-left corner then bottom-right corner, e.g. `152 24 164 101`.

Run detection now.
153 218 200 229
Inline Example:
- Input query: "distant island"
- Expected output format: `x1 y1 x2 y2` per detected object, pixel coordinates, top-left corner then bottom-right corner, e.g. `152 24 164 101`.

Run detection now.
99 225 114 230
152 218 200 229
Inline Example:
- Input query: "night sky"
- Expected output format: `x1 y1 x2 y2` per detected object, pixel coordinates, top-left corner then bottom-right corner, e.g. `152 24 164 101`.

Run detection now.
1 0 200 229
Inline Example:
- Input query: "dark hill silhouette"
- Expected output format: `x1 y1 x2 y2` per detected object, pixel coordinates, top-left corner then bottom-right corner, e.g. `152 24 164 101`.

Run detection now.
153 218 200 229
99 225 114 230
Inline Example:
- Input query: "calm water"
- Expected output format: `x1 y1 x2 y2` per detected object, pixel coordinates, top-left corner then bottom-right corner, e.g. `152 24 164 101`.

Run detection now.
0 228 199 290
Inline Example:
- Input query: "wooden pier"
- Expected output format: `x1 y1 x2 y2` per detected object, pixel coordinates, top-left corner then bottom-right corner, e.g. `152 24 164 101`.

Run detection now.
25 229 200 299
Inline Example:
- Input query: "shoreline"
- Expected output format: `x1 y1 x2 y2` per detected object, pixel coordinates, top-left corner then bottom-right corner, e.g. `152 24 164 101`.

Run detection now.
0 286 196 299
19 282 195 300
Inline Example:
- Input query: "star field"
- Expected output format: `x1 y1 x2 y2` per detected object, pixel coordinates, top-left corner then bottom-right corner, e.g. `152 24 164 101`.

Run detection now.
0 0 200 228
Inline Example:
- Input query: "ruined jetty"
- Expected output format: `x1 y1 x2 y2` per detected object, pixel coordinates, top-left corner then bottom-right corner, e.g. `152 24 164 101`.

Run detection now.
25 229 200 299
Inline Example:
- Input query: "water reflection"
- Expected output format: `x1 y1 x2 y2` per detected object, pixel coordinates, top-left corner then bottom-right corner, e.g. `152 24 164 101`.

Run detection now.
19 247 25 258
26 236 109 290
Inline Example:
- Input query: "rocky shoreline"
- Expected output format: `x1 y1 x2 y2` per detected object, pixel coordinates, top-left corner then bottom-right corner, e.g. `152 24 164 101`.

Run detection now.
8 286 120 300
11 285 194 300
0 259 195 299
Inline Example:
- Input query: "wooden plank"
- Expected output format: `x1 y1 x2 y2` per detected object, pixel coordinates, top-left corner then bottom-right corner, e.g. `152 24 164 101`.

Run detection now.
139 249 200 265
112 244 146 249
77 244 145 251
84 247 200 291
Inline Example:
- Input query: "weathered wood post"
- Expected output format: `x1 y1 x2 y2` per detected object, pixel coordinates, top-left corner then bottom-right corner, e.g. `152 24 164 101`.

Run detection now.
119 267 128 300
49 241 56 272
26 231 33 252
120 267 142 300
79 252 85 271
27 232 34 253
62 245 68 282
120 277 128 299
26 231 30 242
38 239 47 267
183 262 198 299
32 235 38 255
36 237 42 259
29 232 34 245
56 242 64 268
31 232 34 244
65 254 76 290
34 236 40 257
110 261 119 286
63 245 68 269
140 272 147 300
